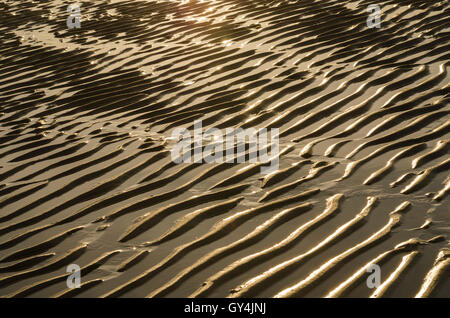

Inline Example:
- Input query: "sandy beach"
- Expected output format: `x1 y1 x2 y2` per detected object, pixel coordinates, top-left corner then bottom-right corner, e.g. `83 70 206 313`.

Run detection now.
0 0 449 298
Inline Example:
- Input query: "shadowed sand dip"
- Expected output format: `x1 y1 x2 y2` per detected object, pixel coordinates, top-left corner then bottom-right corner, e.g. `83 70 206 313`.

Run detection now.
0 0 449 298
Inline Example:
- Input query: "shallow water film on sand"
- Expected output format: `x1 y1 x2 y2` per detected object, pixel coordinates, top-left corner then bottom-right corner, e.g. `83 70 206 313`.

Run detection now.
0 0 449 298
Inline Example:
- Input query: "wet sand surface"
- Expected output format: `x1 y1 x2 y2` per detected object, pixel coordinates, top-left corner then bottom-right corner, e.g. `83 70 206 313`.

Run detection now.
0 0 449 297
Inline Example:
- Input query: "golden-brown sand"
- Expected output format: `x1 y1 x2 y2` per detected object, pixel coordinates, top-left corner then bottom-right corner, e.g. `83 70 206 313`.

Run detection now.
0 0 449 297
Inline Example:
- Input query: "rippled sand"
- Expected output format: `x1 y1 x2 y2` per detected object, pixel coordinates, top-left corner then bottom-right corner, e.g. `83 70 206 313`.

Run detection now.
0 0 449 298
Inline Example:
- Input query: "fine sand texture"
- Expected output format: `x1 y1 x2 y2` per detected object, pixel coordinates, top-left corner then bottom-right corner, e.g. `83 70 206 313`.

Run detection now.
0 0 449 297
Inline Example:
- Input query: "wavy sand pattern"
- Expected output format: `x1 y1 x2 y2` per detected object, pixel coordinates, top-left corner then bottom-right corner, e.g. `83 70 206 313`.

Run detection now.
0 0 449 297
